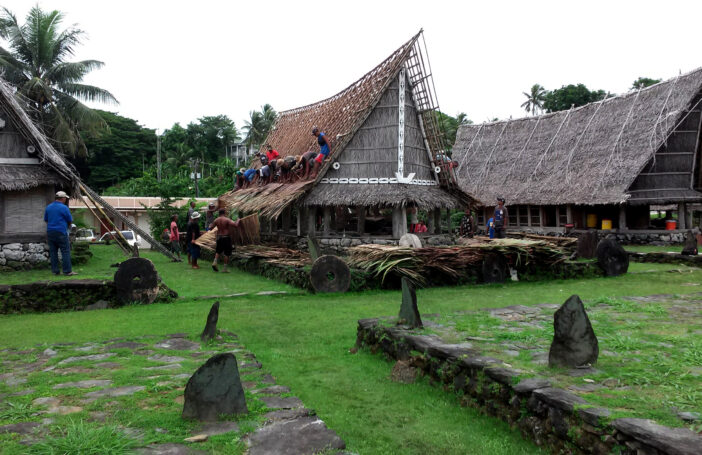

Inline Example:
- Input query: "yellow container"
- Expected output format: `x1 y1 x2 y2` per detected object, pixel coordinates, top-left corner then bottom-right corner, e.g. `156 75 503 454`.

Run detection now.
586 213 597 228
601 219 612 230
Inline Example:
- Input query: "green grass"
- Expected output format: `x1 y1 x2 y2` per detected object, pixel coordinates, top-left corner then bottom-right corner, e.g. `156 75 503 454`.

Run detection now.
28 420 141 455
2 244 702 453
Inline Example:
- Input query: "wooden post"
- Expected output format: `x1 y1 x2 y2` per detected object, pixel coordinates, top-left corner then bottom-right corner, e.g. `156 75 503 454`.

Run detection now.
539 206 545 228
323 207 332 236
555 206 561 227
267 217 273 234
307 207 316 235
619 204 627 231
434 209 442 234
527 205 532 227
357 206 365 235
678 203 686 230
427 208 435 234
297 208 304 236
445 209 452 234
392 206 407 239
566 204 573 225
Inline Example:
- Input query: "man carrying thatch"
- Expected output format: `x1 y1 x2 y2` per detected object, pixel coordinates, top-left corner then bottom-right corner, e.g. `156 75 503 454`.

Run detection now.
310 126 331 179
44 191 77 276
186 211 202 269
210 208 237 273
494 197 508 239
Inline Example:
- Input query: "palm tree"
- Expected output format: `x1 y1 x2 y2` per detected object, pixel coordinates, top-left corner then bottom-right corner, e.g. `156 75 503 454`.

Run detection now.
260 103 277 137
0 6 117 157
242 110 265 154
165 142 194 171
521 84 547 116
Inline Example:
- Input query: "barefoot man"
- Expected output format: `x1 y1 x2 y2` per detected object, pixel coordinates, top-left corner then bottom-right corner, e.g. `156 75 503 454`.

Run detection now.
209 208 237 273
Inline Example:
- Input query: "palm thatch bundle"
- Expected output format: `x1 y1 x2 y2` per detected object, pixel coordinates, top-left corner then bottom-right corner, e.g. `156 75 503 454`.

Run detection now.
193 214 261 251
220 181 313 219
348 239 570 284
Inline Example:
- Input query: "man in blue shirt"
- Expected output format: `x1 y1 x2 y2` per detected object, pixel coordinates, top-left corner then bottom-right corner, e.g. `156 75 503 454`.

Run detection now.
44 191 76 276
310 126 331 179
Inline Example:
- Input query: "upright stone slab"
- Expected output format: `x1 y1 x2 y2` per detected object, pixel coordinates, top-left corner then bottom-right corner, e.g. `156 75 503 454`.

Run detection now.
182 353 247 421
576 231 598 259
200 301 219 342
398 277 422 328
595 239 629 276
549 295 598 368
681 230 698 256
307 235 321 261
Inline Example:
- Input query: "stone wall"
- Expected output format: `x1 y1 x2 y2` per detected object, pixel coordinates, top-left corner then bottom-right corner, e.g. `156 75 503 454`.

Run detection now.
504 228 691 245
356 320 702 455
0 242 49 271
259 234 456 255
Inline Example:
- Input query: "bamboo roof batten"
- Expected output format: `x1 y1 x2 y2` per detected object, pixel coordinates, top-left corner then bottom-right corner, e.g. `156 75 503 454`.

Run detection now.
453 65 702 206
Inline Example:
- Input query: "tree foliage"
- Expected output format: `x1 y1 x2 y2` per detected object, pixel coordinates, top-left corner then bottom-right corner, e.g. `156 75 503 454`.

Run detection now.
543 84 608 113
0 6 117 157
71 110 156 191
243 104 277 151
437 111 472 150
631 77 661 90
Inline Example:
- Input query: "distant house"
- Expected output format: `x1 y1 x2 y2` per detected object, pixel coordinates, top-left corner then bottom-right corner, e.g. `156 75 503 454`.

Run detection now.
0 78 76 258
453 68 702 236
223 31 472 240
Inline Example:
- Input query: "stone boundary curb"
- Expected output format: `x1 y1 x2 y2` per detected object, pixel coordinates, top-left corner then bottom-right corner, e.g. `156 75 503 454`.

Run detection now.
628 251 702 267
356 319 702 455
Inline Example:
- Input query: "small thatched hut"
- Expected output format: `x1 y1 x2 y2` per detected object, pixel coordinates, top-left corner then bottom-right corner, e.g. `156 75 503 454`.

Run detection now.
453 67 702 239
223 31 473 241
0 78 77 258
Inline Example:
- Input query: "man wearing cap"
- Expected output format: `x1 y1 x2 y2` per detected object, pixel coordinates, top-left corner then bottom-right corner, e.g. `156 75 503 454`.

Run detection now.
310 127 331 179
494 197 508 239
44 191 77 275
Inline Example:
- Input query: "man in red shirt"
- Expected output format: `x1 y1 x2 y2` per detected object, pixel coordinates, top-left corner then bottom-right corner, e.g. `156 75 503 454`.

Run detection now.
265 144 280 163
169 214 181 259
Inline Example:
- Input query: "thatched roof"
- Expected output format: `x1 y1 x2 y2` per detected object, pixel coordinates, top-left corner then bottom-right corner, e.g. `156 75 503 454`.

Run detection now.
0 78 77 194
227 31 472 215
453 67 702 206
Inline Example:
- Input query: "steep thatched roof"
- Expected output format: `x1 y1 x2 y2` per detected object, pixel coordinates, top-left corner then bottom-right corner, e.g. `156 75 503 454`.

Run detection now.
453 67 702 206
227 31 471 215
0 78 77 194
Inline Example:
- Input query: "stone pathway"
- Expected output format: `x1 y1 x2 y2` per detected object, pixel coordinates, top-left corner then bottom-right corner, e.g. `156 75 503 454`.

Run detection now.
0 330 346 454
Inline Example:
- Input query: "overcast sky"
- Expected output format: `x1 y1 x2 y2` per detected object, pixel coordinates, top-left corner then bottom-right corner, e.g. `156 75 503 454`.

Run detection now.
2 0 702 135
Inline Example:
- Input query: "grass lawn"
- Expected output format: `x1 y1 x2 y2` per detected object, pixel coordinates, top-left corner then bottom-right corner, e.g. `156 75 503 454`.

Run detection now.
2 244 702 454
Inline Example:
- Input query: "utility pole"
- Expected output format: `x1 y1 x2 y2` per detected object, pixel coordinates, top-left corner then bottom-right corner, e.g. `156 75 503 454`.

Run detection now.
189 159 200 198
156 131 162 183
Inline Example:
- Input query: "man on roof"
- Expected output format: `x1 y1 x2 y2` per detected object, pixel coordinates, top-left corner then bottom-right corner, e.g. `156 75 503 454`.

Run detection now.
265 144 280 163
277 156 298 183
310 126 331 179
295 149 318 180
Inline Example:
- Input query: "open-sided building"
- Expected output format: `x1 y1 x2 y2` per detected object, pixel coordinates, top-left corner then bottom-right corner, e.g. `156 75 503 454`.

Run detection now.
222 31 472 242
453 67 702 240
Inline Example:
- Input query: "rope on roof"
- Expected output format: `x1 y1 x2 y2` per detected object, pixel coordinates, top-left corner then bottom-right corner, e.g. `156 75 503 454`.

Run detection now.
528 105 573 181
476 118 510 185
503 116 541 184
564 98 606 185
597 86 643 189
456 122 485 184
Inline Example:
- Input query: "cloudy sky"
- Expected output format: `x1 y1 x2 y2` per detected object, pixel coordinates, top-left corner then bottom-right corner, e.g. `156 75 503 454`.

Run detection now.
2 0 702 134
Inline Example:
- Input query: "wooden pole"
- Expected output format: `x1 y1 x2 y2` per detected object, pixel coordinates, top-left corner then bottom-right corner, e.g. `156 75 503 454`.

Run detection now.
619 204 627 231
307 207 316 235
445 208 452 234
357 206 365 235
427 208 435 234
323 207 332 236
678 203 686 230
392 206 407 239
566 204 573 225
282 207 291 232
434 209 442 234
297 208 303 236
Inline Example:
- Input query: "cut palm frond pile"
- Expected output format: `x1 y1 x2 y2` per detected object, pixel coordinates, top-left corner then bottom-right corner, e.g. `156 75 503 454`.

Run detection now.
348 239 570 284
232 245 311 267
220 181 313 219
509 232 577 249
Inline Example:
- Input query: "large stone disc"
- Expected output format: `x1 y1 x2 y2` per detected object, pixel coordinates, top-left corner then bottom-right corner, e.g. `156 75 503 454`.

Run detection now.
310 255 351 293
596 239 629 277
114 257 160 303
481 253 508 283
399 233 423 248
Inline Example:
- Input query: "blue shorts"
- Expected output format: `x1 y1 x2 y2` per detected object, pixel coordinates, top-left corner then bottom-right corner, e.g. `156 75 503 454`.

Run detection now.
189 244 201 259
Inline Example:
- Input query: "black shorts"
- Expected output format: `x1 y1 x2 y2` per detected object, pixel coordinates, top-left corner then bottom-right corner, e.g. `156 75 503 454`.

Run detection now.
216 236 232 256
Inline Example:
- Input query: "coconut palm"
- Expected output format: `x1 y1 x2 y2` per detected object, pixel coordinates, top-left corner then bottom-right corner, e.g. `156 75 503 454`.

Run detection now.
521 84 547 116
0 6 118 157
165 142 195 170
260 103 277 136
242 110 266 153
